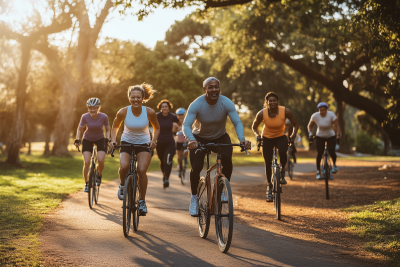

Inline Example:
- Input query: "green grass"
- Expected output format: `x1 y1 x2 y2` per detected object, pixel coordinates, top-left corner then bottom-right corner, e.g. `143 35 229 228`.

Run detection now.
343 199 400 266
0 152 160 266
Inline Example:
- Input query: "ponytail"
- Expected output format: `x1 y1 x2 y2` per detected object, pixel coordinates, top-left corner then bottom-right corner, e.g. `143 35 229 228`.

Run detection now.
127 83 156 102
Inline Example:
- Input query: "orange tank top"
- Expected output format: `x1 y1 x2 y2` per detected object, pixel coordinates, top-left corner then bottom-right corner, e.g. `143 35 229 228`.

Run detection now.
262 106 286 138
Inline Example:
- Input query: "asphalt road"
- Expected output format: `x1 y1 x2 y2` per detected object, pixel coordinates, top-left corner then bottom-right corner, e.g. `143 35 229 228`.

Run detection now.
39 163 365 266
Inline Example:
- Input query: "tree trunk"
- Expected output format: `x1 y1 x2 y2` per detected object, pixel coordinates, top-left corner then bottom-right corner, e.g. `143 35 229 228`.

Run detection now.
44 125 51 156
335 97 350 153
6 40 31 167
51 81 80 156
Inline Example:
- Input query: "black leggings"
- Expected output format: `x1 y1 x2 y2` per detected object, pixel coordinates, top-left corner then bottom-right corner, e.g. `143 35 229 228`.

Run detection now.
316 136 337 170
189 133 233 195
262 135 288 184
156 142 176 179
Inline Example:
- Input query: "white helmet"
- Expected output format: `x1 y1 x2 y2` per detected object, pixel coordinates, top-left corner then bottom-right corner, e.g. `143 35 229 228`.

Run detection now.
87 98 100 107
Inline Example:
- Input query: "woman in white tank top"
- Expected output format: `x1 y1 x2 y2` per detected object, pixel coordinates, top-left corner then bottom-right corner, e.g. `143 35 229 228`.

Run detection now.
110 83 160 215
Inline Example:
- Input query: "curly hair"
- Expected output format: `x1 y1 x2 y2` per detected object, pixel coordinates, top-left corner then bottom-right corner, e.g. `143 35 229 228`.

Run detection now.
264 92 280 108
157 99 173 110
127 83 156 102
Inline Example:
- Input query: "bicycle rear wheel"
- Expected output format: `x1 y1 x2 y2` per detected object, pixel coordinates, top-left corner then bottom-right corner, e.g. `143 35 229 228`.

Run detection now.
273 167 281 220
123 175 133 237
132 174 140 232
215 177 234 253
88 167 95 209
324 156 330 200
197 177 210 238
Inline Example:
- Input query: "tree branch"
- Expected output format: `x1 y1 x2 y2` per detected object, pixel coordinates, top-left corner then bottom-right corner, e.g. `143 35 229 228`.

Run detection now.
205 0 253 8
268 48 388 123
339 53 370 81
91 0 113 46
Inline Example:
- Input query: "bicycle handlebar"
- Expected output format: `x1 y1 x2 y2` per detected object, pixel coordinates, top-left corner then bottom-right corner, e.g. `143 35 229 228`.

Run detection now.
110 144 151 157
195 142 249 156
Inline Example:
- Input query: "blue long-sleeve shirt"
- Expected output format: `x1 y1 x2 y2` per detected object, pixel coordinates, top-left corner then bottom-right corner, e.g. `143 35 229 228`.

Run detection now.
183 95 245 142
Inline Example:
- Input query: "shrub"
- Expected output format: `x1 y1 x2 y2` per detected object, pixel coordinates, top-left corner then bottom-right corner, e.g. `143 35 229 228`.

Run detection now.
355 130 381 155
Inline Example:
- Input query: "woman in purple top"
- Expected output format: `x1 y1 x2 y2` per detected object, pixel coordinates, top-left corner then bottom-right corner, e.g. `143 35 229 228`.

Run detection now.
156 99 181 188
74 98 111 193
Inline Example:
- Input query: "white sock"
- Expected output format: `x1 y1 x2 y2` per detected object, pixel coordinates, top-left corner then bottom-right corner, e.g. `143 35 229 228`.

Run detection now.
191 194 197 199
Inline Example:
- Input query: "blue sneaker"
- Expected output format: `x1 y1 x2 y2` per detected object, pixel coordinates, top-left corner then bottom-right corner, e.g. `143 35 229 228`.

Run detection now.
139 200 147 216
332 165 338 173
84 184 89 193
316 171 322 180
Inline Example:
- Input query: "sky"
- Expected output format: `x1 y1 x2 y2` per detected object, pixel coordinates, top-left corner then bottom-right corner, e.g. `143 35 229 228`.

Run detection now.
101 6 198 48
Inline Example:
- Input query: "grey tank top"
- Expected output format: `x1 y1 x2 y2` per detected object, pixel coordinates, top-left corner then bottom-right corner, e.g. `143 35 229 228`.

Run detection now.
121 106 151 144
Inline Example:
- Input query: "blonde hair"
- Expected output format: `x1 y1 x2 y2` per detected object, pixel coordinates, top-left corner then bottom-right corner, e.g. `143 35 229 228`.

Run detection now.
127 83 156 102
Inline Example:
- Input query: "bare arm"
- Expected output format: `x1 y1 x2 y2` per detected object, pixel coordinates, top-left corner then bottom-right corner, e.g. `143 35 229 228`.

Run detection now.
105 126 111 140
147 108 160 150
285 108 299 140
75 126 85 146
308 120 315 134
333 119 341 138
111 108 127 144
252 109 264 137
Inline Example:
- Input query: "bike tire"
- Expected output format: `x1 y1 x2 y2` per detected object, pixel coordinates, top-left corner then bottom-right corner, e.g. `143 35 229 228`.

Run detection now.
94 168 99 204
274 167 281 220
197 177 210 238
215 176 234 253
88 168 95 209
132 174 140 232
123 175 133 237
324 156 329 200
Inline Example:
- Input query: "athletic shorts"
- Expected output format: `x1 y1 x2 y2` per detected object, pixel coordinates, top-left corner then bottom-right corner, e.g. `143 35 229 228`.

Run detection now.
82 138 106 153
119 141 150 155
176 142 186 150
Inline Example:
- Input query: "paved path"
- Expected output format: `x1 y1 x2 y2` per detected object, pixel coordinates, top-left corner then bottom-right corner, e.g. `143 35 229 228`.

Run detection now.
40 163 366 266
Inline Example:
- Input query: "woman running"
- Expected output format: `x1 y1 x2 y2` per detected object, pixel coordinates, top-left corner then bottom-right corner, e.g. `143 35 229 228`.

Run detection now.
109 83 160 215
156 99 181 188
174 108 188 178
74 98 110 192
252 92 299 202
307 102 341 180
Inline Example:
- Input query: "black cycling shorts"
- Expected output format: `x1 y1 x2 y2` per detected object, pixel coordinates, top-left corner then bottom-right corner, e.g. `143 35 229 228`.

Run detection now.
176 142 186 150
82 138 106 153
119 141 150 155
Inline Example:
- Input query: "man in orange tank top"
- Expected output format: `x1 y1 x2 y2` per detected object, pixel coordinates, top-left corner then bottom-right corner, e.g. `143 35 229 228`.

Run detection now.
252 92 299 202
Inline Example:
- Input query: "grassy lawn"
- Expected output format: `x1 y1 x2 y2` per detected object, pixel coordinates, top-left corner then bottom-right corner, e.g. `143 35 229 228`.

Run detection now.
343 199 400 266
0 152 160 266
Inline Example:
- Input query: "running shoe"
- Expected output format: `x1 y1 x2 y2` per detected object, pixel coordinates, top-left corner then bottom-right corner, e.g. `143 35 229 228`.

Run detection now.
266 184 273 202
163 179 170 188
84 184 89 193
139 200 147 216
221 191 228 202
189 195 198 216
316 171 322 180
118 184 124 200
332 165 338 173
96 175 102 186
280 169 287 185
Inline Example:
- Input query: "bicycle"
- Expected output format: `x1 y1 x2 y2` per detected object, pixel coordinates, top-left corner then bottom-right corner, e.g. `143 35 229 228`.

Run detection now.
195 142 249 253
76 144 100 209
309 136 333 200
110 143 151 237
257 138 282 220
286 141 294 180
178 142 188 185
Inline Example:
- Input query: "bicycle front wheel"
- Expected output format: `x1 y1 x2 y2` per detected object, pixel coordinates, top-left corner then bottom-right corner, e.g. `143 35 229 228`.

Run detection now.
123 175 133 237
274 167 281 220
197 177 210 238
94 169 100 204
132 174 140 232
88 168 95 209
215 177 234 253
324 156 330 200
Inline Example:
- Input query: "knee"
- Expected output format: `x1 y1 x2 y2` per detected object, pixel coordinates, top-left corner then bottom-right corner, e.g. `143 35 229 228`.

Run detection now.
120 164 129 172
98 159 105 166
137 169 147 178
84 160 90 168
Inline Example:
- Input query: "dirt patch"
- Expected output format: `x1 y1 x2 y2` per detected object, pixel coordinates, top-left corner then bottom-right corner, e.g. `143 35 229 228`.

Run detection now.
234 165 400 266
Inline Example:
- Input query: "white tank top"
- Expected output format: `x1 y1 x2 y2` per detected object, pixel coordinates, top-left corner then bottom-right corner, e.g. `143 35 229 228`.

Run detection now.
121 106 151 144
